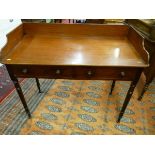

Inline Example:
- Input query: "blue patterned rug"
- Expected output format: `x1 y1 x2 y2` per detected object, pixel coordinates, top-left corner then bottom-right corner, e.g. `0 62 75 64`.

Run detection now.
18 79 155 135
0 78 55 134
0 78 155 134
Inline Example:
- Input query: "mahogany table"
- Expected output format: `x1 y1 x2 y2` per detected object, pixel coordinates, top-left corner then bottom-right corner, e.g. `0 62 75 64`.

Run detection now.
0 23 150 123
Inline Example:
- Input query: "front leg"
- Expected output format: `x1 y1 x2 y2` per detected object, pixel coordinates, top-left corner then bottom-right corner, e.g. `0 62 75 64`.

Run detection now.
117 70 142 123
6 65 31 118
13 78 31 118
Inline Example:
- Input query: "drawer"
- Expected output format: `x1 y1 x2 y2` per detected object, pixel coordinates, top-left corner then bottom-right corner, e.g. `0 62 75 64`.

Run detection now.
9 65 139 81
10 65 74 79
74 67 139 80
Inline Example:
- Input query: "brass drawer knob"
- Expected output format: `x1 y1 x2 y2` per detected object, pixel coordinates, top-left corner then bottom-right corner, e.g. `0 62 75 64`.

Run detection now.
22 68 28 74
121 72 125 77
56 69 61 74
87 70 92 76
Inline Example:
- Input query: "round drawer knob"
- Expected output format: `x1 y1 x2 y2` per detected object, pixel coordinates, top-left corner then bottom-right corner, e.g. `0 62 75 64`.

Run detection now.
22 68 28 74
87 70 92 76
56 69 61 74
121 72 125 77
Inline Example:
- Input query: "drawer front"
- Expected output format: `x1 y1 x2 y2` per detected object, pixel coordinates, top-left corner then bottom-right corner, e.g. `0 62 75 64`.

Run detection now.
10 65 74 79
74 67 139 80
9 65 139 81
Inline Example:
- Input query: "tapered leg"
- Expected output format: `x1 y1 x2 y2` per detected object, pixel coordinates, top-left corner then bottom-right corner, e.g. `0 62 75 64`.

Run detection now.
117 81 137 123
138 82 150 101
35 78 41 93
6 66 31 118
110 80 116 95
117 70 142 123
13 78 31 118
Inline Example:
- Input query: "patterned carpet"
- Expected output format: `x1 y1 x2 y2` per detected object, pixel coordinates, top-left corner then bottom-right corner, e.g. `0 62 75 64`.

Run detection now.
0 78 55 134
19 78 155 135
0 77 155 135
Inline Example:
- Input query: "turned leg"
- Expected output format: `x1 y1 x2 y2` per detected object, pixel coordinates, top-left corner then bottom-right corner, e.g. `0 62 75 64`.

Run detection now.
35 78 41 93
13 78 31 118
6 66 31 118
117 81 137 123
110 80 116 95
138 82 150 101
117 71 142 123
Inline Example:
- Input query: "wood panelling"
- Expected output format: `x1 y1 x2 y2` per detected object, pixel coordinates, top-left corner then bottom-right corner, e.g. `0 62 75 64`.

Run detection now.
23 23 129 37
0 24 23 62
127 27 149 64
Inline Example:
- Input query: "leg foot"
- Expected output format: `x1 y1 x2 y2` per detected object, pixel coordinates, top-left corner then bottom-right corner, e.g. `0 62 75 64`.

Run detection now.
138 83 150 101
117 112 123 123
116 119 120 123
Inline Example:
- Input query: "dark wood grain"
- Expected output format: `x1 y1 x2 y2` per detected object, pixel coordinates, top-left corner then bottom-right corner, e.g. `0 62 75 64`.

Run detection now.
8 65 140 81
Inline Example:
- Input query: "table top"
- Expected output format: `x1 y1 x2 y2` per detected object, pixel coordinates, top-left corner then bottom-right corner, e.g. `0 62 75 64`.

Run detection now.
1 23 149 67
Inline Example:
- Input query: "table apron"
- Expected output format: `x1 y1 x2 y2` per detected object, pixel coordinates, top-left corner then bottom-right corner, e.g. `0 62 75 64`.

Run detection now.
7 65 142 81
